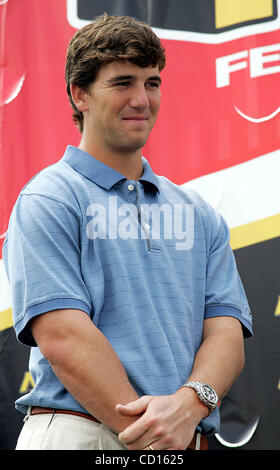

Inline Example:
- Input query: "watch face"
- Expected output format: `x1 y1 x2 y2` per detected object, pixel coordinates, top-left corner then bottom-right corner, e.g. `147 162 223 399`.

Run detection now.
202 384 217 404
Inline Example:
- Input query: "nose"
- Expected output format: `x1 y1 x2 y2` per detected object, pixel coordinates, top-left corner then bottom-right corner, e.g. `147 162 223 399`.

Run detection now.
129 84 150 109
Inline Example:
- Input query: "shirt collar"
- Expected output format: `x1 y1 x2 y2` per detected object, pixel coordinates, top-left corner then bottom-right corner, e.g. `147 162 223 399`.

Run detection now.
61 145 160 192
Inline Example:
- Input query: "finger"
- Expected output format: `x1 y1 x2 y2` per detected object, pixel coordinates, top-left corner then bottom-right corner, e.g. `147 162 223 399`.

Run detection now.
115 404 140 416
118 412 150 445
120 426 168 451
143 442 157 451
141 438 171 451
125 427 157 450
142 441 176 451
116 395 152 416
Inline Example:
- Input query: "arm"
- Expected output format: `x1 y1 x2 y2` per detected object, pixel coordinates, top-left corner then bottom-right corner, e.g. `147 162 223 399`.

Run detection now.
31 308 140 433
185 315 245 399
116 316 245 450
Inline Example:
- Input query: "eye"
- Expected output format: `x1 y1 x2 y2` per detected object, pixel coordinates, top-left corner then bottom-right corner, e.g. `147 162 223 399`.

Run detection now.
114 81 131 87
146 81 160 88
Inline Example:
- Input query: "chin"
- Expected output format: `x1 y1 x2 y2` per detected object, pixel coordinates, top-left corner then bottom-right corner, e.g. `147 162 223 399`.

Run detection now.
118 137 148 154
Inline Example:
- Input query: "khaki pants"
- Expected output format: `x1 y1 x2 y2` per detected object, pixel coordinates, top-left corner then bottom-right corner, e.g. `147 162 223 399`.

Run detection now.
16 410 126 450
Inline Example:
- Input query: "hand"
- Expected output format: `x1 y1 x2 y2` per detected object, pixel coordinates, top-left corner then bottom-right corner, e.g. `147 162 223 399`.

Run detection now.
116 388 208 450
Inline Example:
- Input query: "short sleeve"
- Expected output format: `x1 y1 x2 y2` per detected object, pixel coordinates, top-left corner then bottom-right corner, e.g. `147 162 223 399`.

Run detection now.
3 193 92 346
204 210 253 337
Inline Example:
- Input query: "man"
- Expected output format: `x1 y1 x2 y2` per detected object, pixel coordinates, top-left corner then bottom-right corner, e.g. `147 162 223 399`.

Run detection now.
3 13 252 450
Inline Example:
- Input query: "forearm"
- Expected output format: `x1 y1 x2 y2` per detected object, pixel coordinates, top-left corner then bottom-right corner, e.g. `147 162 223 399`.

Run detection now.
31 309 139 433
185 316 245 400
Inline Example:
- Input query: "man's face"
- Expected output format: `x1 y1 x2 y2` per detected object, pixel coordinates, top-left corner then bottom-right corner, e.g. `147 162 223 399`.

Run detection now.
83 61 162 154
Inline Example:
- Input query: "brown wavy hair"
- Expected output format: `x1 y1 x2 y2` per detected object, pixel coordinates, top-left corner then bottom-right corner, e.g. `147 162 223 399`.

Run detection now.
65 13 166 133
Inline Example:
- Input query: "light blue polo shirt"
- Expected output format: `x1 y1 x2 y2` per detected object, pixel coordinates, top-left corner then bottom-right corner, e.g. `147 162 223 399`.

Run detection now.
3 145 252 435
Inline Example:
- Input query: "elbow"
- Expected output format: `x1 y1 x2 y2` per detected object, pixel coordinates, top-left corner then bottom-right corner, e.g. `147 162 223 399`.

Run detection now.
37 330 74 367
34 334 65 366
38 339 62 365
30 316 71 366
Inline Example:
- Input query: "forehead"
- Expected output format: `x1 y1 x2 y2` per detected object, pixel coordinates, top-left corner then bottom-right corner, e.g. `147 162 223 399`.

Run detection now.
96 60 161 82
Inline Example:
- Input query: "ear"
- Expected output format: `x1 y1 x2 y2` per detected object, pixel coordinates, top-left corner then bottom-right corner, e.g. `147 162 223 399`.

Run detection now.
70 83 89 112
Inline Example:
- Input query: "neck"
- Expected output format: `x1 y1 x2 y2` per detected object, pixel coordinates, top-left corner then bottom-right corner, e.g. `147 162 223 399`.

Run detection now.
78 136 144 180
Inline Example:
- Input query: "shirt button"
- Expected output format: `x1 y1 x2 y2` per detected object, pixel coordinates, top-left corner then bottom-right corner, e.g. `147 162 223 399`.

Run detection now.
127 184 134 191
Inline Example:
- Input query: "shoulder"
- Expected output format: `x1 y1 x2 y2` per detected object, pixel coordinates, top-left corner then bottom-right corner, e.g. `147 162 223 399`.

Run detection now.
13 157 93 222
6 161 87 234
156 175 228 250
21 160 81 201
157 175 222 221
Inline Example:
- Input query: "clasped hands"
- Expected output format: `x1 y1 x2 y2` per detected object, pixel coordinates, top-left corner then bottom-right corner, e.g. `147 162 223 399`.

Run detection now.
115 389 207 450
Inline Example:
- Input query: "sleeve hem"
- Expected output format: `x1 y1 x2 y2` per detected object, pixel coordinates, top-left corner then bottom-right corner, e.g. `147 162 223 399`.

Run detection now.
15 298 92 347
205 304 253 338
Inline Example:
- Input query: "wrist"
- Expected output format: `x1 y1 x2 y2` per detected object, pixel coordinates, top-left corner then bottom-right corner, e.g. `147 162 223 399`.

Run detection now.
178 381 218 416
175 386 210 421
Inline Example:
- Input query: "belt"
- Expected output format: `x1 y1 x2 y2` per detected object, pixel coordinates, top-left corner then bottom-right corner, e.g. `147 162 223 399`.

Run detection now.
30 406 208 450
30 406 100 424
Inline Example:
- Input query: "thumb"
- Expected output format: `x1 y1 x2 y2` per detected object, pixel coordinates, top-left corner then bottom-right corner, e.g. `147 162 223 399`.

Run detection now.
115 395 152 416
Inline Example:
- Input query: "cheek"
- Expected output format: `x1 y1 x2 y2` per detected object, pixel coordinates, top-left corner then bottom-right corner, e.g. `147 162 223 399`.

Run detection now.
108 91 128 108
150 94 161 114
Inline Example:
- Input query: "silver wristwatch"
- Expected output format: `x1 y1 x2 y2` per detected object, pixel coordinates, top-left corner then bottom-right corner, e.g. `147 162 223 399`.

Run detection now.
180 381 218 414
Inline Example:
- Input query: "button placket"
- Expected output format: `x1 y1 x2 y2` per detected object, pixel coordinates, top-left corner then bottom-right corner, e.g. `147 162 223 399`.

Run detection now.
135 183 151 251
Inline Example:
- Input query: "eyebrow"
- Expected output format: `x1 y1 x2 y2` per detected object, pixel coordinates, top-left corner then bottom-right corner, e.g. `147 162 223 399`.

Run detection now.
107 75 162 84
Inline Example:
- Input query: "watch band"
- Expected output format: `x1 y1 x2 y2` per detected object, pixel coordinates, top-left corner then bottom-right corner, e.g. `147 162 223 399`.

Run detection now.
180 381 218 414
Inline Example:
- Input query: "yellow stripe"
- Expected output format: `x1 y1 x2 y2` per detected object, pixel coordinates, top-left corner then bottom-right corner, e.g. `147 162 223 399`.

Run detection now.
230 213 280 250
274 296 280 317
0 307 13 332
215 0 273 29
19 372 35 393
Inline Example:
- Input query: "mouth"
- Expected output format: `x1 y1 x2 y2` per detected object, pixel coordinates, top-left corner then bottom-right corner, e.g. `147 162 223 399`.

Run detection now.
122 116 149 121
